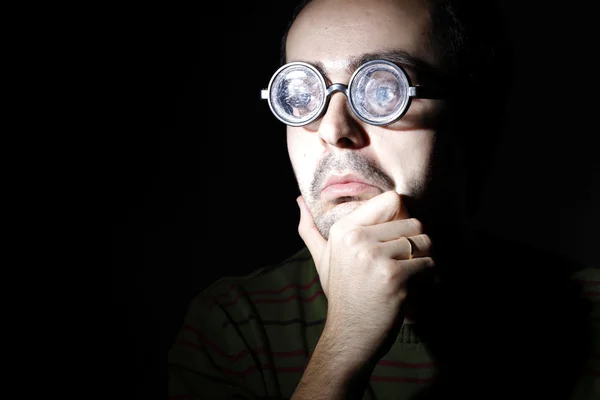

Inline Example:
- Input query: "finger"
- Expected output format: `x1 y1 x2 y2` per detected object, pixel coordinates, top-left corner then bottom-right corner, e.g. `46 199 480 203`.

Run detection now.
405 234 432 258
395 257 436 280
362 218 424 243
296 196 327 267
378 234 433 260
344 190 410 227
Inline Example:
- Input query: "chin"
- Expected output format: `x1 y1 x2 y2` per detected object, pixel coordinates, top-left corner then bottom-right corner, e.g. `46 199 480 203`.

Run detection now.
331 200 364 213
315 200 364 239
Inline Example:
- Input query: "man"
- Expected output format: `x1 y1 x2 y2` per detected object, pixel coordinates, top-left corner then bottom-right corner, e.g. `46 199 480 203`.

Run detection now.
168 0 599 399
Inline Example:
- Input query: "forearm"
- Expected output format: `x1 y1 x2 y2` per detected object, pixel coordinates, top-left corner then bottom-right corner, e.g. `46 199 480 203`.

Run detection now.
291 329 374 400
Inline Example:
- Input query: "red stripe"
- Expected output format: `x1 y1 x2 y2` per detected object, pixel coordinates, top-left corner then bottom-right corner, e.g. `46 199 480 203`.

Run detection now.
216 363 306 377
584 291 599 297
176 338 258 361
574 280 600 286
377 359 435 368
178 328 436 370
177 339 306 360
273 349 307 357
208 362 433 382
370 375 434 383
175 332 435 382
208 276 320 302
178 325 308 361
222 290 325 308
247 276 320 295
181 324 205 335
179 325 254 361
176 339 203 351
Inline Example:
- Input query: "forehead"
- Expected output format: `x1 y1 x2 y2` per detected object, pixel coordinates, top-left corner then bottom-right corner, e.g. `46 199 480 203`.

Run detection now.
286 0 437 75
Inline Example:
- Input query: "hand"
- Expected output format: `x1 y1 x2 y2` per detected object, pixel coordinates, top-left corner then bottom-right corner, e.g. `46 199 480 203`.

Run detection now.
297 191 434 364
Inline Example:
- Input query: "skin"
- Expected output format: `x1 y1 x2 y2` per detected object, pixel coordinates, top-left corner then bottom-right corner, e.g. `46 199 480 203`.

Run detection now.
283 0 450 398
286 0 447 239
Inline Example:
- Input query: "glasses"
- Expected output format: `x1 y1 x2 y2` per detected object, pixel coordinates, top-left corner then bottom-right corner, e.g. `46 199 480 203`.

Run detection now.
261 59 444 127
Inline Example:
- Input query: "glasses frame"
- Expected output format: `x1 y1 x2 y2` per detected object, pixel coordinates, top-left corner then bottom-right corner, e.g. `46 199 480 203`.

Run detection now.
260 59 444 127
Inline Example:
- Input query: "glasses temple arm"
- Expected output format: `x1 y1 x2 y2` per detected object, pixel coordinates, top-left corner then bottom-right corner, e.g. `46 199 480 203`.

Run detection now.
410 86 445 99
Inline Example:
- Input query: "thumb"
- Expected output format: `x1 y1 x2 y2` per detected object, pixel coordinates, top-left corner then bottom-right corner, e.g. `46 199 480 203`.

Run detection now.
296 196 326 266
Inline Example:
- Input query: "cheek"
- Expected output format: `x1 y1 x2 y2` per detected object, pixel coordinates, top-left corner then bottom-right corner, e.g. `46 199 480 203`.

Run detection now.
374 130 436 191
407 132 436 169
286 129 318 186
286 129 304 169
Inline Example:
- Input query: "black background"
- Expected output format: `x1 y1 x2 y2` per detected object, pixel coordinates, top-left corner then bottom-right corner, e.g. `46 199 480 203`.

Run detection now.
111 2 599 399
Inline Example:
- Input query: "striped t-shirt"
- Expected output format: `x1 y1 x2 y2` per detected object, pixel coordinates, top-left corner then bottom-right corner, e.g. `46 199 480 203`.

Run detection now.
167 246 599 400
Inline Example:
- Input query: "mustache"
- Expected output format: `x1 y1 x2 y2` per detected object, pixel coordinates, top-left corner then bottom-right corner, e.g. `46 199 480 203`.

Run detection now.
309 152 395 195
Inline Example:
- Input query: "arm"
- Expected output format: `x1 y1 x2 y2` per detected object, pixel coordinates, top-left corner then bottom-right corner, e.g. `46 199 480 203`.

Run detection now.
292 192 433 399
291 326 376 400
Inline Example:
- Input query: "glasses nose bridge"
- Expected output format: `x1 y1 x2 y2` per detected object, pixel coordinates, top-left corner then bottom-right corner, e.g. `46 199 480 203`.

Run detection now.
322 83 352 118
325 83 349 99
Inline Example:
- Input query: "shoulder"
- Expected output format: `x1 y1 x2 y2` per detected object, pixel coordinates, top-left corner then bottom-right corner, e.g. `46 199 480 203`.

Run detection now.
182 246 321 331
199 246 317 303
168 247 322 398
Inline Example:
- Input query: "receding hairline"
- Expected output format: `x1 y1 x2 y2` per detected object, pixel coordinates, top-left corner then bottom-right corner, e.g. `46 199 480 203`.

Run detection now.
280 0 452 75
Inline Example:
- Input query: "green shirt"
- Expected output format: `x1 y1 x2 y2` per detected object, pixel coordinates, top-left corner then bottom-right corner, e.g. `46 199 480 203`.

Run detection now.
167 247 599 399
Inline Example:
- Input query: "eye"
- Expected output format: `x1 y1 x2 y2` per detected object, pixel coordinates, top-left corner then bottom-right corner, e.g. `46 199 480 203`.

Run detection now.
280 77 322 117
370 81 398 107
286 80 313 108
269 63 327 125
364 78 401 114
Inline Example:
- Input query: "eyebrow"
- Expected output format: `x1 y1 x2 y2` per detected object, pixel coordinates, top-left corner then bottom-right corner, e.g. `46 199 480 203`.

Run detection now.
310 49 427 81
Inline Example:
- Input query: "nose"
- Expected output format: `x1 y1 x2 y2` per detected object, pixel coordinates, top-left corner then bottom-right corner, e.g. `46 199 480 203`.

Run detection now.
317 92 367 149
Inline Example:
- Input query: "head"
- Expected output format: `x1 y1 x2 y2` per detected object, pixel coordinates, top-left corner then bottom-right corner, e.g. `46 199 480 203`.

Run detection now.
273 0 513 239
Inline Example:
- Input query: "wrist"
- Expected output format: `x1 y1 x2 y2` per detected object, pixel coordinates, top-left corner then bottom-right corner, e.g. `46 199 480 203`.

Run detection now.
315 323 378 376
293 337 373 400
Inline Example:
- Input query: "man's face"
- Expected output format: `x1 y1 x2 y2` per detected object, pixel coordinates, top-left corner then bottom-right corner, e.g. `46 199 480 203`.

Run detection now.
285 0 449 239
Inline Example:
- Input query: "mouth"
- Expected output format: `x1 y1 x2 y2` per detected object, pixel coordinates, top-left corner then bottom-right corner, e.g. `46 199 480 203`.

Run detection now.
321 174 383 201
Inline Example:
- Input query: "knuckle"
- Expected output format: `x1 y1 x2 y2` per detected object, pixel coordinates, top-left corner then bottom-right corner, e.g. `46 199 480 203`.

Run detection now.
387 190 401 206
329 221 343 238
378 261 399 283
418 233 432 251
387 193 402 217
343 227 367 247
394 265 410 283
358 243 380 264
379 191 401 220
297 223 305 237
409 218 423 233
389 258 409 277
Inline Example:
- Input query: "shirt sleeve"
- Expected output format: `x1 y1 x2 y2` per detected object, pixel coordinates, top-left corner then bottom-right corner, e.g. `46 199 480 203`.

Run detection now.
167 291 262 400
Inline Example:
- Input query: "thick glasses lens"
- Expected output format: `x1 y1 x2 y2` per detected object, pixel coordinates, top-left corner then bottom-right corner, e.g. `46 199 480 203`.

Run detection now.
268 63 326 126
349 61 410 125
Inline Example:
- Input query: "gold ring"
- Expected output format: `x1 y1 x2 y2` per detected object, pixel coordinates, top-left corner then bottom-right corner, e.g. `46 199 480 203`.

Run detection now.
406 237 414 260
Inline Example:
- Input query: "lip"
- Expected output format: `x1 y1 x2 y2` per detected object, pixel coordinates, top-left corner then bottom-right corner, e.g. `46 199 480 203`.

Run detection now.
323 174 370 189
321 174 381 199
